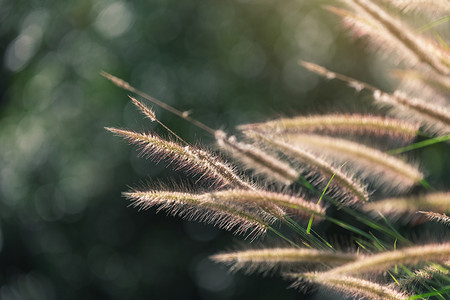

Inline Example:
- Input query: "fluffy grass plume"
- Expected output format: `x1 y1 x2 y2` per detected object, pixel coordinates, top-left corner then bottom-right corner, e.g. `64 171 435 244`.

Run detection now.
396 262 450 288
373 90 450 135
282 133 423 192
128 189 326 220
211 248 357 274
129 96 156 121
248 132 369 204
302 61 450 134
238 113 419 141
215 130 299 185
293 272 408 300
106 127 254 190
125 190 275 239
418 211 450 226
333 0 450 74
363 192 450 222
391 69 450 102
325 242 450 275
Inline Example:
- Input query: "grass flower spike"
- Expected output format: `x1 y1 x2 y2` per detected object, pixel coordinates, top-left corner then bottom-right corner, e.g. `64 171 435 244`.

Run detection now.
215 130 300 185
363 192 450 223
211 248 357 274
248 132 369 204
334 0 450 75
282 133 423 192
302 61 450 134
106 127 253 190
294 272 408 300
125 190 273 239
418 211 450 226
325 242 450 276
238 112 419 141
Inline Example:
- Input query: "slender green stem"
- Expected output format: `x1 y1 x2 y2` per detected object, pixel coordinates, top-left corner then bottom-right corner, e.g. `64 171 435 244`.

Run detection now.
283 216 330 250
295 173 409 245
408 286 450 299
325 216 376 241
307 163 344 234
388 135 450 155
417 16 450 33
268 226 300 248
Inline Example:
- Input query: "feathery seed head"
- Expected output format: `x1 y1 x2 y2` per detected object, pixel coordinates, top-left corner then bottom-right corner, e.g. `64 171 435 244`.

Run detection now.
129 96 156 121
211 248 357 274
282 133 423 192
106 127 254 190
373 90 450 134
325 242 450 276
391 69 450 103
338 0 450 75
292 272 408 300
417 211 450 226
125 190 274 239
246 132 369 204
215 130 299 185
363 192 450 223
209 189 326 220
239 112 419 141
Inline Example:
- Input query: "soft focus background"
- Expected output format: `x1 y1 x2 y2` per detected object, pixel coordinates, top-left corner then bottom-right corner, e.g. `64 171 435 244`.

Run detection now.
1 0 449 299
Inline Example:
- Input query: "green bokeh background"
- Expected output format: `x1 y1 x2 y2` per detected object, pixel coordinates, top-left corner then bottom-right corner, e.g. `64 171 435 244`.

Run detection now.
1 1 449 299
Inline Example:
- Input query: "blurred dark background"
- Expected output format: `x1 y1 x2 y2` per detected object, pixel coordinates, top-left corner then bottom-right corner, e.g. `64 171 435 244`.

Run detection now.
1 0 449 299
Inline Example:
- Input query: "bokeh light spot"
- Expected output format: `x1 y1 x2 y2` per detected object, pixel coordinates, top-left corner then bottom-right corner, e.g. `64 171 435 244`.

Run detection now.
94 2 134 39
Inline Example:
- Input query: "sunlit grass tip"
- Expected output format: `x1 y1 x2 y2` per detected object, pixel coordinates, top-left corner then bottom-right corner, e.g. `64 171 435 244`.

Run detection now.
418 211 450 226
282 133 423 192
124 190 275 239
331 0 450 75
373 90 450 135
290 272 408 300
325 242 450 275
106 127 254 190
215 130 299 185
391 69 450 102
211 248 357 274
301 61 450 135
247 132 369 204
129 96 156 121
208 189 326 220
363 192 450 223
238 111 419 141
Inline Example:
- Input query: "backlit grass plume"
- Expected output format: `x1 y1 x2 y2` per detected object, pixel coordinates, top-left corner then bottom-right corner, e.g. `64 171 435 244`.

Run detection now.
324 242 450 276
105 127 253 190
247 132 369 204
238 113 419 142
293 272 408 300
211 248 357 274
363 192 450 223
215 130 300 185
302 61 450 135
418 211 450 226
106 1 450 299
330 0 450 74
281 133 423 192
124 189 275 239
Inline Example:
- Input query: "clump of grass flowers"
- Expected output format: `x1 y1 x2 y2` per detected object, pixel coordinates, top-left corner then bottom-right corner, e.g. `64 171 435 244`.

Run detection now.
106 1 450 299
